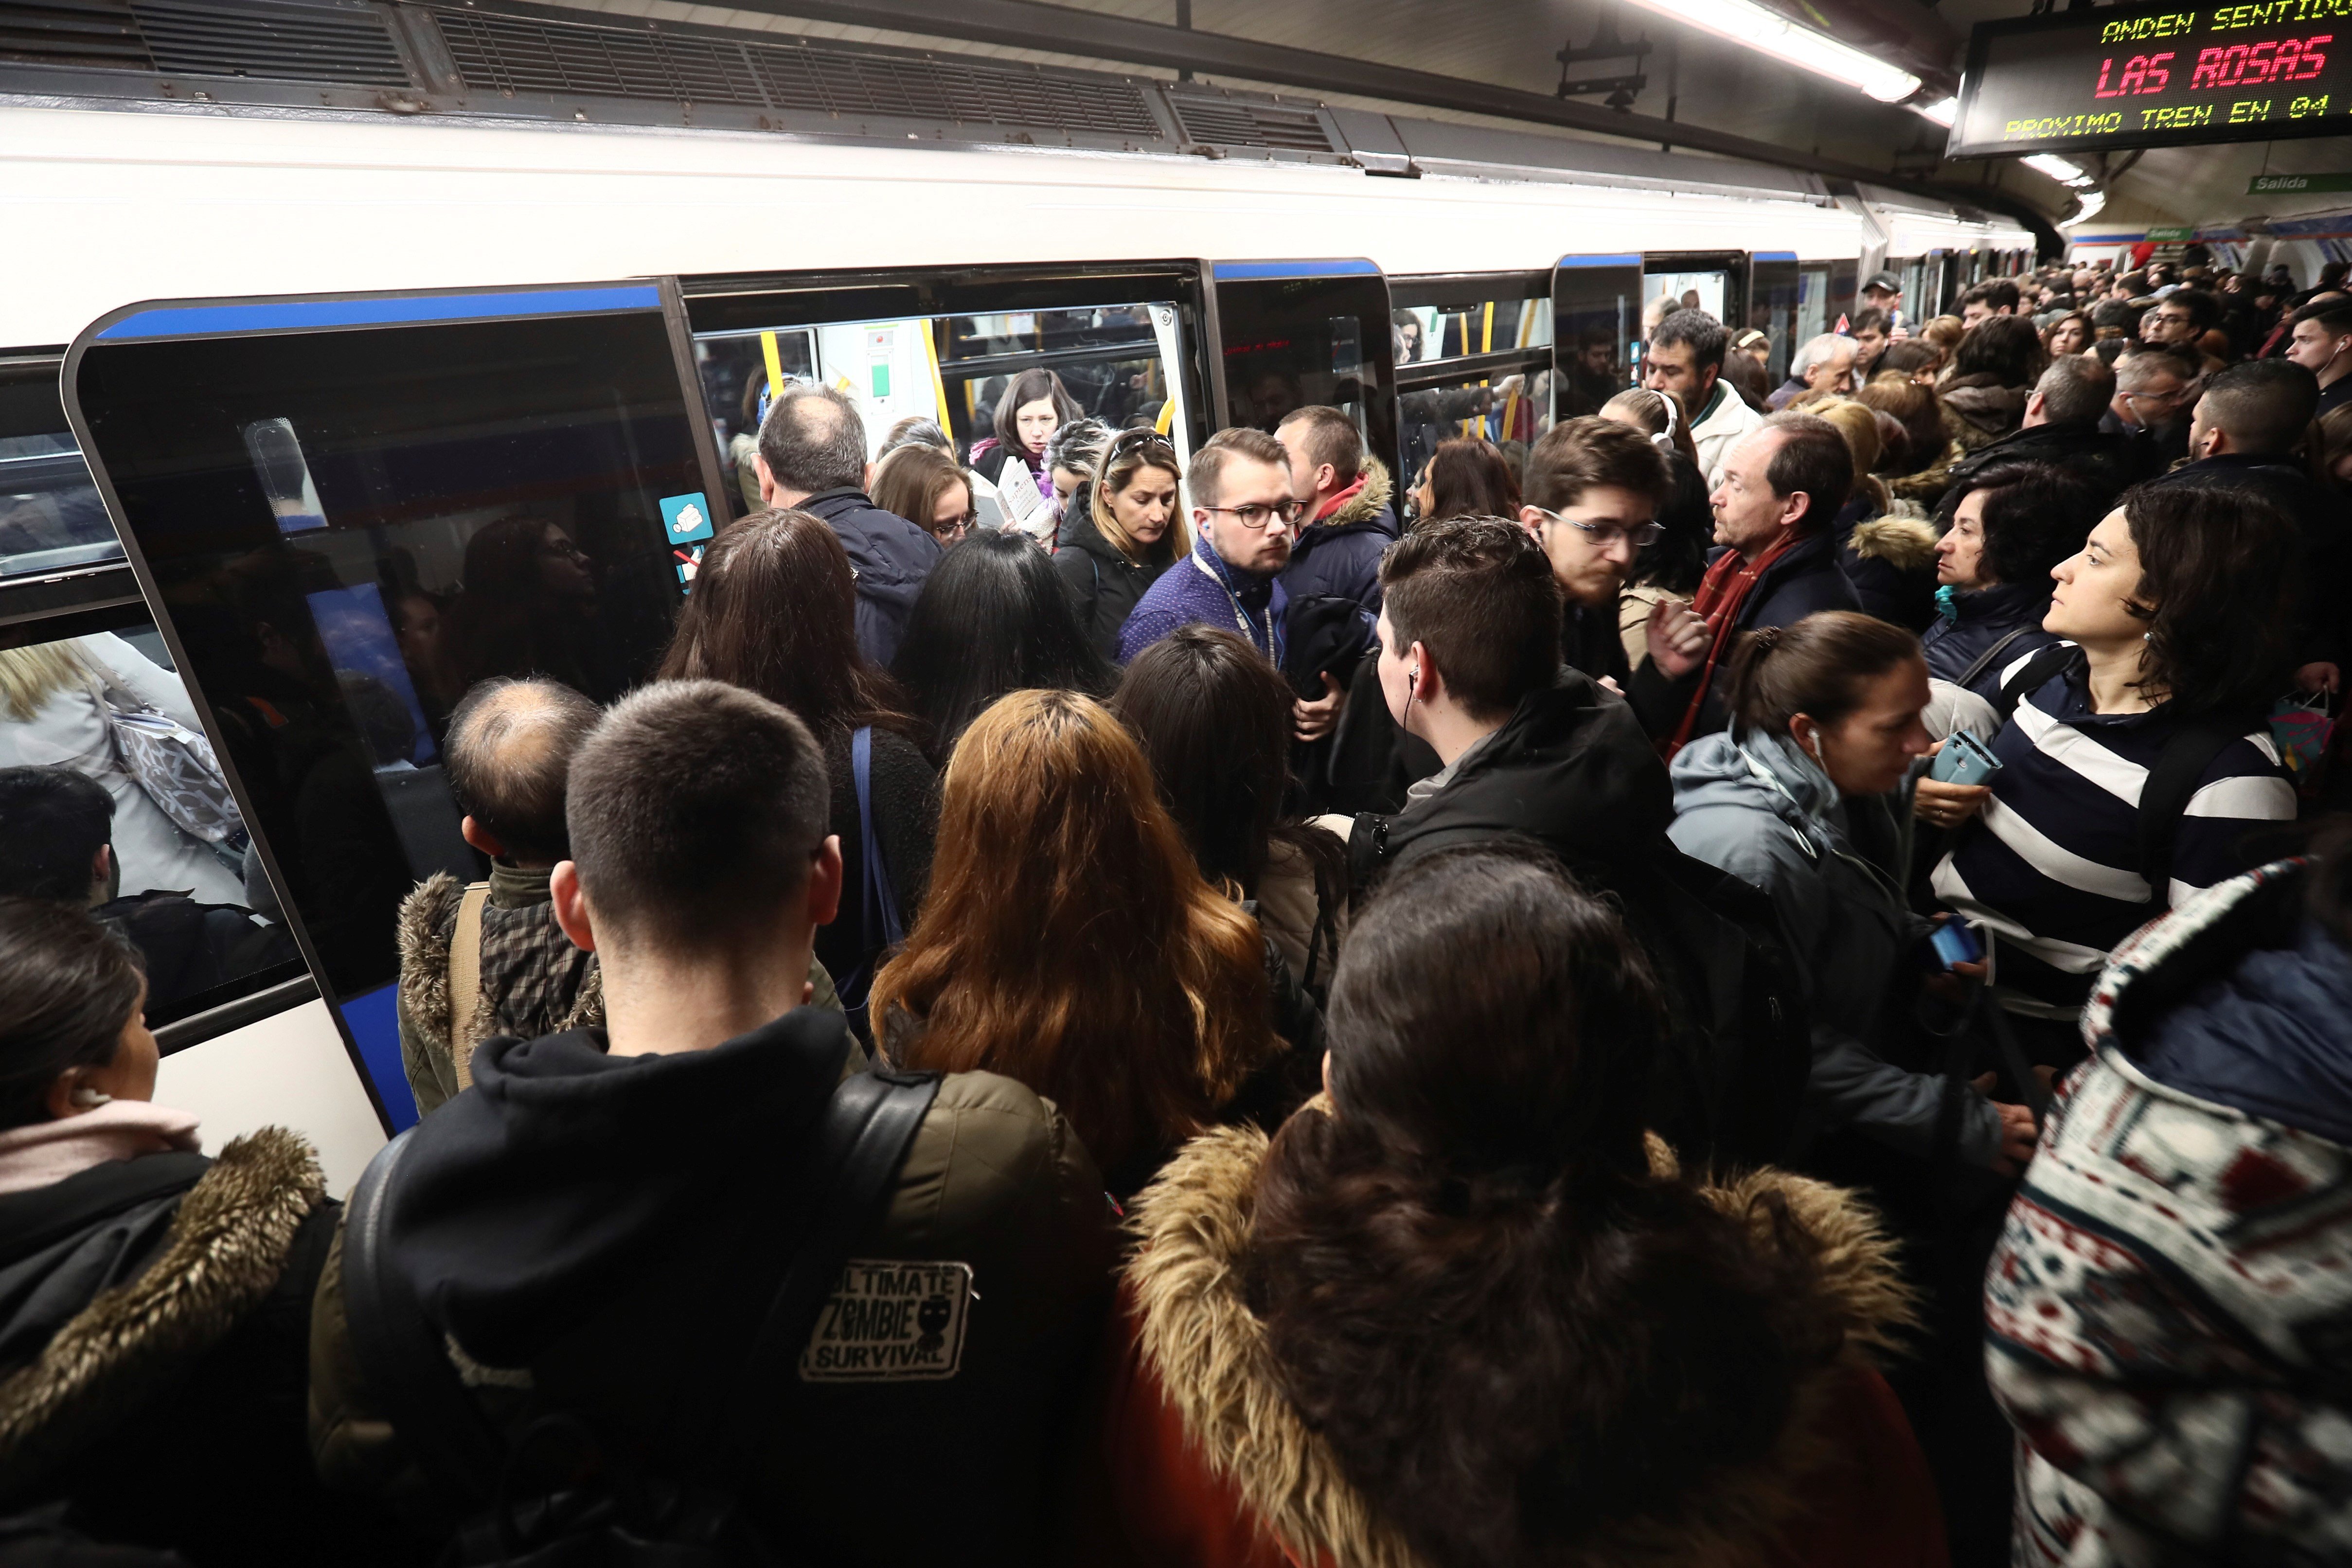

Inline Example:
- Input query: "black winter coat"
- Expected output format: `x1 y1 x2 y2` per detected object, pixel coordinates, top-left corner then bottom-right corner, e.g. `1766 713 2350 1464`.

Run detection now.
0 1133 366 1568
1938 420 2144 513
1920 580 2061 702
1631 527 1862 746
799 488 943 670
1054 487 1176 661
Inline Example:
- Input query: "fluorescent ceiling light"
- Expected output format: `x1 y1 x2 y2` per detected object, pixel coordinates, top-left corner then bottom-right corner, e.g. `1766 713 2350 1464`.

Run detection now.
1913 96 1958 126
2023 153 2095 187
2060 190 2108 226
1620 0 1923 102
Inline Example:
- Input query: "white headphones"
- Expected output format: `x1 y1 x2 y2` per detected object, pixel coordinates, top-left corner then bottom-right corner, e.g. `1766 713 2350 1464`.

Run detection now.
69 1085 112 1108
1650 391 1680 450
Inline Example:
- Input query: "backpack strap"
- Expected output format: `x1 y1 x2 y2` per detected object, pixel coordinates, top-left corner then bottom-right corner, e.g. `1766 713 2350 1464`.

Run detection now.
1994 643 2082 727
1956 626 2034 695
2137 714 2259 905
448 883 491 1092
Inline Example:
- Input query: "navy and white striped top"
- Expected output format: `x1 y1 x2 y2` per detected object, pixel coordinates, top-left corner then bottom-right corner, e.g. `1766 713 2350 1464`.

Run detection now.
1931 649 2296 1017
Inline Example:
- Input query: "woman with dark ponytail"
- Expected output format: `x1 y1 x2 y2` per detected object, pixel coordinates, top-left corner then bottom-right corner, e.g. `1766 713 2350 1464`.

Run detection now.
1669 611 2036 1176
1079 848 1944 1568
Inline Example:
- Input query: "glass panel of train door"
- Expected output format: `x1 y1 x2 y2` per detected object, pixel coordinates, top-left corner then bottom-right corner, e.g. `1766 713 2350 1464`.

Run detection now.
68 287 705 1044
1552 255 1642 419
1750 255 1800 385
1211 262 1397 486
1388 271 1553 505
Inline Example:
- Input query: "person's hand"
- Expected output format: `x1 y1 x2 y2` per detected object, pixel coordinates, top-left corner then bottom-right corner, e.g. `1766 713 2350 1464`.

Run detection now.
1889 323 1912 341
1294 671 1344 742
1645 598 1711 680
1915 774 1992 831
2296 661 2341 695
1974 1074 2041 1176
1597 675 1625 698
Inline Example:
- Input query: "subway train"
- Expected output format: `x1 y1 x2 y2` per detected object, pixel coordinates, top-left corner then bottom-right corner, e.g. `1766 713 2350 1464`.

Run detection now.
0 0 2040 1186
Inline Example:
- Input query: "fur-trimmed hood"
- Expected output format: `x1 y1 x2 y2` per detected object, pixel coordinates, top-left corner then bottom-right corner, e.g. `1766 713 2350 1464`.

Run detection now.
1847 514 1941 572
1316 456 1397 535
1123 1117 1915 1568
0 1128 325 1501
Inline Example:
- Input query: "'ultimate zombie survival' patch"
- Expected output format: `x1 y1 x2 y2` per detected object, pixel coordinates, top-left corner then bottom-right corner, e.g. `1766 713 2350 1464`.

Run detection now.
799 1259 972 1382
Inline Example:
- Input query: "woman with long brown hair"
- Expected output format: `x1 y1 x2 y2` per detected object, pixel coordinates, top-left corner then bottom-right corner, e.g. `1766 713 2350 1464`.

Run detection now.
1407 436 1520 522
1055 428 1186 659
873 688 1289 1195
969 367 1082 498
657 508 937 1009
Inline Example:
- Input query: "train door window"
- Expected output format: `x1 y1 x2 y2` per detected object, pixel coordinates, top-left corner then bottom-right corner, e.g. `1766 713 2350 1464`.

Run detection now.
1 361 123 582
1211 263 1396 487
1552 254 1643 420
677 267 1194 543
1388 272 1552 506
68 286 710 1121
1750 255 1801 386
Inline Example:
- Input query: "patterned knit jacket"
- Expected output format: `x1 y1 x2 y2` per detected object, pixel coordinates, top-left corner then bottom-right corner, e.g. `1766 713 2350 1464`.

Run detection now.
1986 857 2352 1566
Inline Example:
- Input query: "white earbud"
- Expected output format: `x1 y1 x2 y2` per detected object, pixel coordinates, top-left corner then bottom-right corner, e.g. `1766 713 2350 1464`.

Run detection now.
69 1085 112 1108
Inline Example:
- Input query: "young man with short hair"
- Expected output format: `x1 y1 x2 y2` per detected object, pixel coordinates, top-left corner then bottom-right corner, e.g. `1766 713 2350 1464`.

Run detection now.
1644 309 1764 486
1638 413 1862 752
1118 427 1296 667
2286 295 2352 417
1516 417 1675 717
1959 279 2021 330
313 680 1114 1566
1273 404 1398 613
757 384 941 666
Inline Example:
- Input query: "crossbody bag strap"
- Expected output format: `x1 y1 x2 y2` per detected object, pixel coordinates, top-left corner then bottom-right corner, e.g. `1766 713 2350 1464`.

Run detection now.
853 727 905 947
713 1069 941 1481
342 1132 508 1508
448 883 491 1091
1957 626 2034 694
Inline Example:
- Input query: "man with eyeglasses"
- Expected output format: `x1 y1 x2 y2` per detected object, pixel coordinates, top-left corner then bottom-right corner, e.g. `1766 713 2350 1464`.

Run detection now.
1515 418 1682 740
1117 428 1304 682
2101 344 2200 474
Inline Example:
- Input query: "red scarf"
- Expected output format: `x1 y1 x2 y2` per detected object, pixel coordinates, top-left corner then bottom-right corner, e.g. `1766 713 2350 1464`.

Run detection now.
1664 534 1799 758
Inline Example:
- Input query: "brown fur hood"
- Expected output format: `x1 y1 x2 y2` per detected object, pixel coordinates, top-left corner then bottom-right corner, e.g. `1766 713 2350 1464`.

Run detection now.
0 1128 325 1497
1123 1119 1915 1568
1320 456 1396 533
1847 514 1941 572
395 871 605 1065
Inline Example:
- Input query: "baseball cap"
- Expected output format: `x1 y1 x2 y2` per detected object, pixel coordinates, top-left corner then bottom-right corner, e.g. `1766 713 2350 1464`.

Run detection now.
1863 270 1903 294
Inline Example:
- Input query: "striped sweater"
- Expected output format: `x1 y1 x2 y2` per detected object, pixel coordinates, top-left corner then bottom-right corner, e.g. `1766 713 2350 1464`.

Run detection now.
1931 651 2296 1016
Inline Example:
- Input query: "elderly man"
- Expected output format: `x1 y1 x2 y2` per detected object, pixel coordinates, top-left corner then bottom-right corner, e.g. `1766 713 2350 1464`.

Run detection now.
1766 334 1858 410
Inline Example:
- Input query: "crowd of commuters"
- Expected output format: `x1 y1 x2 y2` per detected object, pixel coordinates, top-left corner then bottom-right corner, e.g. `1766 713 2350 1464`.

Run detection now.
2 249 2350 1568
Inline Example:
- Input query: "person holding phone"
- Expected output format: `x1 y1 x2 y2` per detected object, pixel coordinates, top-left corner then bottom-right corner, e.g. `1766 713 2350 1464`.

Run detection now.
1669 611 2035 1175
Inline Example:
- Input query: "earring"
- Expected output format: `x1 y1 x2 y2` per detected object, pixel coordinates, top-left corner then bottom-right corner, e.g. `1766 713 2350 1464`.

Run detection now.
69 1085 112 1108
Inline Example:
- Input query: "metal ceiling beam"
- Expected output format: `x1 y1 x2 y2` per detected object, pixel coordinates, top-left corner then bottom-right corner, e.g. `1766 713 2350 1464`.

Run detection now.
731 0 2058 247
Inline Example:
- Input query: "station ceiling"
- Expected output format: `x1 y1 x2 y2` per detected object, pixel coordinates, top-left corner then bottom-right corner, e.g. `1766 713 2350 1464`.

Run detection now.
580 0 2352 235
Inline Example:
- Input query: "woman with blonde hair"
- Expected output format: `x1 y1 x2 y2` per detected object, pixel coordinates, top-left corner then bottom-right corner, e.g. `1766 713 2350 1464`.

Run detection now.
1054 428 1186 659
1806 398 1941 629
874 688 1295 1195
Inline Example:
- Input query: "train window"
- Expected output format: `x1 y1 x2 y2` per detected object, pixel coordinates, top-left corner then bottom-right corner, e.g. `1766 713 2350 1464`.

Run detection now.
71 294 704 1017
1212 265 1397 487
0 606 306 1031
1389 273 1556 500
0 363 124 583
694 301 1185 534
1552 256 1643 421
1750 256 1801 386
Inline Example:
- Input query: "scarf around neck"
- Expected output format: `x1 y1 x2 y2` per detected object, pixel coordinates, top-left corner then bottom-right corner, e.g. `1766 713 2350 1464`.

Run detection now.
1665 532 1800 759
0 1100 202 1197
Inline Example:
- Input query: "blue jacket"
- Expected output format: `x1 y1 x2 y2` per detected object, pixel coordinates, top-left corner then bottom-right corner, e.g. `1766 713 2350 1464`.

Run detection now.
1278 458 1398 613
799 487 943 669
1118 537 1287 665
1919 580 2060 702
1668 728 2004 1166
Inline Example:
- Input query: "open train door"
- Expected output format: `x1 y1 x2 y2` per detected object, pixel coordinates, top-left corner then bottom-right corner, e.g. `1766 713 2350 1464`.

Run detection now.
65 281 727 1138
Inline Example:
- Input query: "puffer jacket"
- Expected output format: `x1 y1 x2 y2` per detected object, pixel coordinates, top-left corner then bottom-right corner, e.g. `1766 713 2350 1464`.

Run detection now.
1074 1115 1946 1568
1919 581 2059 703
1054 483 1177 660
1278 457 1399 613
1939 376 2031 451
1988 858 2352 1568
0 1129 355 1567
310 1006 1115 1568
1669 729 2006 1166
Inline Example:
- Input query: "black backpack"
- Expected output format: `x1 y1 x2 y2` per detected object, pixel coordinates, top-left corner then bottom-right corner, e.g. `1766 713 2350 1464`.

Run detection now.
343 1069 942 1567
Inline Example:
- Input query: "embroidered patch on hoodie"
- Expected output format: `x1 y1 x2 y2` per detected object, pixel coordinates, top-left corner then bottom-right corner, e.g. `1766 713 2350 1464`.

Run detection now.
800 1259 971 1381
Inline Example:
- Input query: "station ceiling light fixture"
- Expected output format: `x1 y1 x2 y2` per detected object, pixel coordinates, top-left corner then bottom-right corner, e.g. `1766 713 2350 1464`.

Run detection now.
1913 96 1958 126
1618 0 1923 102
2061 189 2109 225
2021 152 2097 187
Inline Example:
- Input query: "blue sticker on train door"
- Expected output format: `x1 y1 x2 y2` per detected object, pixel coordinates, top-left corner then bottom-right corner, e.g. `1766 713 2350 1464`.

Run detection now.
660 492 714 545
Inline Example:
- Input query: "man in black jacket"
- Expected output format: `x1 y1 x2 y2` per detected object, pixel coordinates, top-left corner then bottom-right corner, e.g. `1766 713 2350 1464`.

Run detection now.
2156 358 2347 692
755 385 941 666
1938 356 2138 512
1635 413 1862 750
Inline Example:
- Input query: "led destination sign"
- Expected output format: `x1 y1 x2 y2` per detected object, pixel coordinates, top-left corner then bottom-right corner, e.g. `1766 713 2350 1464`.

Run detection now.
1952 0 2352 156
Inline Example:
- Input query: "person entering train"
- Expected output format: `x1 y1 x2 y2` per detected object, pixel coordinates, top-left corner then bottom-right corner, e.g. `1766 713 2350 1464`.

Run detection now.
1640 414 1863 756
1117 431 1300 667
967 367 1082 501
0 766 297 1017
0 898 356 1566
1057 428 1185 661
310 680 1115 1567
752 385 941 668
1077 848 1943 1568
1643 309 1763 486
1273 406 1398 613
